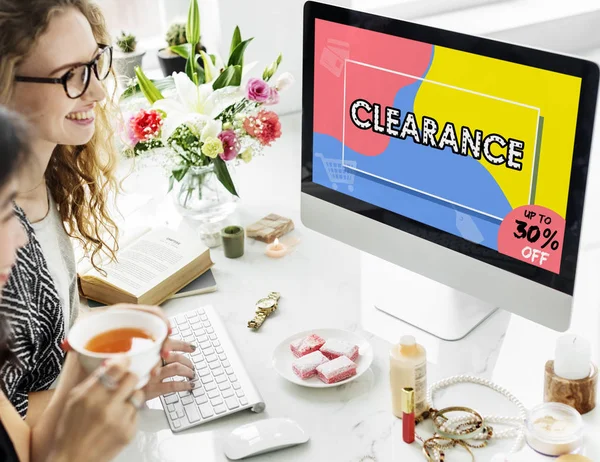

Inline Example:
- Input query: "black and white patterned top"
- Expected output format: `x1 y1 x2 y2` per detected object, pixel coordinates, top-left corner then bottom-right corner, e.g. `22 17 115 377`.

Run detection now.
0 205 65 417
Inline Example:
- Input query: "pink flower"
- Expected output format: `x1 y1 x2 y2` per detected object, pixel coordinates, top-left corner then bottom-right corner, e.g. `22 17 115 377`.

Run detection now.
243 110 282 146
265 88 279 106
129 109 163 143
246 78 271 103
217 130 240 161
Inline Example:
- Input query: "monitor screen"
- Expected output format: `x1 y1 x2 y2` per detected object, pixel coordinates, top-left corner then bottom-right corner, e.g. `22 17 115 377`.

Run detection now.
303 5 598 296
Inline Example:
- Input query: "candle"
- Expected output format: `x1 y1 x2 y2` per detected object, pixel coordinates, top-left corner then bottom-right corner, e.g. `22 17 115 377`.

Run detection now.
554 334 591 380
221 225 245 258
265 238 288 258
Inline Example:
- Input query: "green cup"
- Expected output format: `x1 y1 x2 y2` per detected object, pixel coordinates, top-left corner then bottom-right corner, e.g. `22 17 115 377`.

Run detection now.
221 225 245 258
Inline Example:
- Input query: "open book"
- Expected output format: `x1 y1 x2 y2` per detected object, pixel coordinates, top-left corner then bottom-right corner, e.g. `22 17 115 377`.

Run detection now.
79 227 214 306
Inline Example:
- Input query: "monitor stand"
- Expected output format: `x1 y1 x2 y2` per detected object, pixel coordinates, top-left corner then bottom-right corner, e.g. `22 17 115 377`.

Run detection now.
360 253 498 342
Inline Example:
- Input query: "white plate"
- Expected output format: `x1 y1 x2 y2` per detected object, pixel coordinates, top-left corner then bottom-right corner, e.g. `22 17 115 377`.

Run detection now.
272 328 374 388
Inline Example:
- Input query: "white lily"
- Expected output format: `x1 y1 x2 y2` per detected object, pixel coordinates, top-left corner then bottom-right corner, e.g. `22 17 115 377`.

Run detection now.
153 72 244 140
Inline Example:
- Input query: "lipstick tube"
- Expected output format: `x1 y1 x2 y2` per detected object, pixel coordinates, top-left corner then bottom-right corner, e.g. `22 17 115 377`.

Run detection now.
402 387 415 443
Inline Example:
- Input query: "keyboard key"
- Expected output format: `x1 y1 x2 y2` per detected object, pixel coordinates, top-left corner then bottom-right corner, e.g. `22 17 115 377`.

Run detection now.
236 390 245 398
216 375 227 384
184 404 201 423
212 340 221 347
205 382 217 391
180 328 192 337
218 353 227 361
200 314 208 321
203 347 215 356
199 369 211 378
225 397 239 410
181 395 194 405
175 403 185 418
170 411 178 420
199 404 213 418
205 354 217 363
210 397 223 406
196 308 205 315
196 395 208 405
232 383 241 390
209 362 221 371
209 334 218 341
219 382 230 391
225 367 234 375
191 323 203 331
184 335 194 343
186 311 197 319
191 349 203 357
178 390 191 398
222 388 234 398
173 420 181 429
216 347 225 355
165 395 178 404
194 356 206 366
230 375 238 383
192 388 205 397
240 397 248 406
203 321 211 328
214 404 227 414
207 389 219 399
175 315 186 325
167 404 175 412
213 367 224 376
197 335 209 343
201 376 214 385
200 341 211 350
206 327 214 334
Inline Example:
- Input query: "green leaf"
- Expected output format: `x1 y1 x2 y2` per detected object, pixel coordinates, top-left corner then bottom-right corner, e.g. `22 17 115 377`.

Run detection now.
120 76 174 102
186 55 198 85
172 166 189 182
167 175 175 193
193 55 206 84
229 26 242 58
170 44 191 59
229 65 242 86
209 54 217 66
213 156 238 197
186 0 200 46
212 65 235 90
227 38 253 69
134 66 164 104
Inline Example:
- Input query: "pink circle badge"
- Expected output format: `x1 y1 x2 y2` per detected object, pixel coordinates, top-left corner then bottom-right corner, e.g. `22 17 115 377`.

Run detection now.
498 205 565 274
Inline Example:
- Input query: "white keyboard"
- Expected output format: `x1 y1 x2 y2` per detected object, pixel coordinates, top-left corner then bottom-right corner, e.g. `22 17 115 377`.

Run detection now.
160 306 265 432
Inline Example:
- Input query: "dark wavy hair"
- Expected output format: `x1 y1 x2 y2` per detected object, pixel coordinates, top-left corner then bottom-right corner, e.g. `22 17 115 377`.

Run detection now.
0 105 30 366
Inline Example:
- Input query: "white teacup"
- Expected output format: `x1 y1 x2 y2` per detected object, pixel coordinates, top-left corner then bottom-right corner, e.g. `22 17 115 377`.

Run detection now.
68 309 168 388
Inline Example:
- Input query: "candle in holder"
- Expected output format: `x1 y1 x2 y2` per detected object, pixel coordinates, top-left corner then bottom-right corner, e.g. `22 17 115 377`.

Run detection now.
221 225 245 258
265 238 287 258
554 334 591 380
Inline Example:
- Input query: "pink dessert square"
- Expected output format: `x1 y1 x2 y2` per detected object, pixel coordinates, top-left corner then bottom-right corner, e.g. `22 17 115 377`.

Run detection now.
320 339 359 361
290 334 326 358
292 351 329 379
316 356 357 384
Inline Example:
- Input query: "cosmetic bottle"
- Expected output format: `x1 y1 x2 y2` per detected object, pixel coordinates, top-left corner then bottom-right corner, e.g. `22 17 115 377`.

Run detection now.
390 335 427 418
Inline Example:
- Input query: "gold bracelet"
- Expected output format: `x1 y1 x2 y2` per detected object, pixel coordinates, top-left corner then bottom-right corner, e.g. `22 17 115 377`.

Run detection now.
432 406 485 441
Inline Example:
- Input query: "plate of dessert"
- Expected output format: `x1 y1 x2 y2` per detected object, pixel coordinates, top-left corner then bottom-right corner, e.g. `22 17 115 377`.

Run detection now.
272 329 374 388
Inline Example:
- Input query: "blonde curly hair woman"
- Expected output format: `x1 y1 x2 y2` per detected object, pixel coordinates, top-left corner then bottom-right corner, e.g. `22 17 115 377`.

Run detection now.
0 0 196 423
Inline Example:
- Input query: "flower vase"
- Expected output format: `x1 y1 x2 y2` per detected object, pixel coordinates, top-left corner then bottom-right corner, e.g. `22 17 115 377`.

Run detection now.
171 164 238 223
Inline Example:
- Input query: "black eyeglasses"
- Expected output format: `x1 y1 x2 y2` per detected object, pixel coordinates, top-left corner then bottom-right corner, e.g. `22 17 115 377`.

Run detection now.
15 44 113 99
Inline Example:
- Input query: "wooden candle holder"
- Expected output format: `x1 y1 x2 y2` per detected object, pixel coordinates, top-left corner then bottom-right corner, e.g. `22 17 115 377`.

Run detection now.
544 360 598 415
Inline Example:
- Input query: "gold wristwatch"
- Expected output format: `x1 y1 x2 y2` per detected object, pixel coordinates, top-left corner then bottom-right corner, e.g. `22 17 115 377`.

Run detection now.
248 292 281 330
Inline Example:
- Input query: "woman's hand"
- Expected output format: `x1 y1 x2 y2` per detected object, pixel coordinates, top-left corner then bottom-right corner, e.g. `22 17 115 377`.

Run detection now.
143 338 197 400
49 356 143 462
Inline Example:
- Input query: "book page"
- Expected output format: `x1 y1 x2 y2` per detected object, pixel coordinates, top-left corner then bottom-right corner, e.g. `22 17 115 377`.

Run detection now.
84 228 207 297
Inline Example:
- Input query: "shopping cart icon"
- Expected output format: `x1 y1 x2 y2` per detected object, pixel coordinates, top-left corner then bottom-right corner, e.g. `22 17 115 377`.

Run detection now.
316 152 356 192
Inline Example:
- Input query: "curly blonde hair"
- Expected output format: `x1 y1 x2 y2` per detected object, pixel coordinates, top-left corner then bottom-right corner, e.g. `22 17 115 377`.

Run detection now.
0 0 119 267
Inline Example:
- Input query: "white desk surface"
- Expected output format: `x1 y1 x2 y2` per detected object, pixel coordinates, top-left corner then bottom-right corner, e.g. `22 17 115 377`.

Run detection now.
110 100 600 462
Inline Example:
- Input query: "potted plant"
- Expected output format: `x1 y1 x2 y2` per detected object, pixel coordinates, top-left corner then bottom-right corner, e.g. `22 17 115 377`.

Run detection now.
113 31 145 83
157 22 207 77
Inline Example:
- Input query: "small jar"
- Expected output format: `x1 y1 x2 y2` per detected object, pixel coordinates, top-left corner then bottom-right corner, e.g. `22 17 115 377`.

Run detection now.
525 402 584 456
221 225 245 258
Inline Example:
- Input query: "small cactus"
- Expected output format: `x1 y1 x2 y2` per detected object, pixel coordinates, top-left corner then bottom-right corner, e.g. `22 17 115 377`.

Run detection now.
165 22 204 53
116 31 137 53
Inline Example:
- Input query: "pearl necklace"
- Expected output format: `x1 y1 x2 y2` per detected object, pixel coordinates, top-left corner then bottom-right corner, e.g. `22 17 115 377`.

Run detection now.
427 375 527 454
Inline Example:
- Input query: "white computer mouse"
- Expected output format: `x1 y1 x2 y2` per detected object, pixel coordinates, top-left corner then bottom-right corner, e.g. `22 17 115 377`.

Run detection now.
223 417 310 460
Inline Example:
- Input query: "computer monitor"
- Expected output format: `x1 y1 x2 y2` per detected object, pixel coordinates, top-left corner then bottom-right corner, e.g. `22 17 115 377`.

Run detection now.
300 1 599 340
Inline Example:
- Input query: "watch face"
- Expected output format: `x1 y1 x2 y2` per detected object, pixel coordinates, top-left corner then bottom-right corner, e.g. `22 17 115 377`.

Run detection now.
257 298 276 310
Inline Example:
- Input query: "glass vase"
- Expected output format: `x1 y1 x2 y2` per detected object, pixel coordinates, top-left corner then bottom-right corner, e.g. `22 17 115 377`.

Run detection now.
171 163 238 222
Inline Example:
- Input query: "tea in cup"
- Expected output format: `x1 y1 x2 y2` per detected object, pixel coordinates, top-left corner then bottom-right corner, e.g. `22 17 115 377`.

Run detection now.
68 310 168 388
